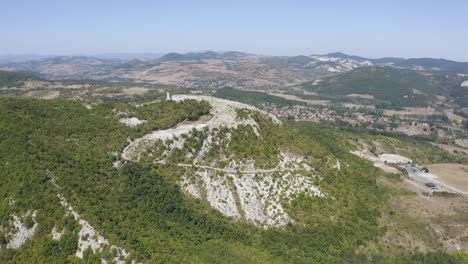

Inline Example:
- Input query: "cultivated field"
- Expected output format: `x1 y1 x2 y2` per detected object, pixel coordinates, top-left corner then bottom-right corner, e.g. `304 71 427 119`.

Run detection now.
384 107 439 116
444 109 465 122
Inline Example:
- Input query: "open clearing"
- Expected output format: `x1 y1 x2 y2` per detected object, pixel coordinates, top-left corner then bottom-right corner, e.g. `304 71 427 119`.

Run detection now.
25 90 61 99
444 109 465 122
267 93 330 105
395 123 431 136
350 150 407 174
345 93 374 99
122 87 149 95
431 143 468 156
384 107 438 116
367 176 468 254
426 164 468 193
341 103 375 109
455 139 468 149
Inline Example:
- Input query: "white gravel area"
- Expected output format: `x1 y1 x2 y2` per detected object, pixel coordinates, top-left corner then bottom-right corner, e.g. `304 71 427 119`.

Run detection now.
52 226 64 240
7 210 38 249
119 117 146 127
378 154 412 164
121 95 280 162
48 171 132 263
351 150 404 174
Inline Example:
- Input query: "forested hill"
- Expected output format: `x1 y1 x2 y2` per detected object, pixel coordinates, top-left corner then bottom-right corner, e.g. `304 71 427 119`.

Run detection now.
0 70 41 87
0 97 464 263
214 87 298 107
300 67 462 108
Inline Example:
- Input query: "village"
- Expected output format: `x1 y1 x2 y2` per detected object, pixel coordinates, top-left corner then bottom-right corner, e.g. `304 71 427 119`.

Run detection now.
269 104 466 141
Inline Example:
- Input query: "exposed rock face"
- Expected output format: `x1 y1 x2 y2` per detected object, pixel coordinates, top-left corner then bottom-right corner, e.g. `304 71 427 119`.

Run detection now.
122 95 280 162
180 155 323 227
181 162 323 227
122 123 207 161
51 226 64 240
172 95 282 128
119 117 146 127
121 95 323 227
62 196 131 263
333 159 341 170
7 210 38 249
182 170 241 219
48 172 132 263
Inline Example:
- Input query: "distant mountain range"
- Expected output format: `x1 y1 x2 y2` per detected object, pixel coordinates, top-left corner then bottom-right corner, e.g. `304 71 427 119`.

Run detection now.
1 51 468 88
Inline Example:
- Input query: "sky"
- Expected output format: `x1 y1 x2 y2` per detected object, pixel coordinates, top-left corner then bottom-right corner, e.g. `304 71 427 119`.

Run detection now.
1 0 468 61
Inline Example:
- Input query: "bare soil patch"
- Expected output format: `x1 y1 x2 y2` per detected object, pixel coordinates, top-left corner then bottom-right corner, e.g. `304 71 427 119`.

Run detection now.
365 176 468 254
431 143 468 157
395 123 431 136
455 139 468 149
268 93 330 105
426 164 468 193
342 103 375 109
384 107 438 116
122 87 149 95
444 109 464 122
412 89 424 95
345 93 374 99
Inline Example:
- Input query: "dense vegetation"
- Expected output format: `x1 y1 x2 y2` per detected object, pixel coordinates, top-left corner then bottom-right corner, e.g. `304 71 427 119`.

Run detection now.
215 87 298 107
398 58 468 73
302 67 438 108
0 97 465 263
0 70 40 87
302 66 468 108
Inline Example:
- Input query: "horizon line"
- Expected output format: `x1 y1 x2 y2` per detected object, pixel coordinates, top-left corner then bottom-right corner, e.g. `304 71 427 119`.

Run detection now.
1 51 467 63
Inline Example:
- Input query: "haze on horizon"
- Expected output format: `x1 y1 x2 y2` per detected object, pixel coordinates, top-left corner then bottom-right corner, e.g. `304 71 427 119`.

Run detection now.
2 0 468 61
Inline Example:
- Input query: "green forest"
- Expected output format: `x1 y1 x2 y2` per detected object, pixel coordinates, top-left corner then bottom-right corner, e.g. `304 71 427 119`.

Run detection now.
301 67 447 108
0 97 465 263
215 87 298 107
0 70 41 87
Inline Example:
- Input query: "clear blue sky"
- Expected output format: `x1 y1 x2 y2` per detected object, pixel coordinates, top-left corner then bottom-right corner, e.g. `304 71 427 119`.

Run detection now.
2 0 468 60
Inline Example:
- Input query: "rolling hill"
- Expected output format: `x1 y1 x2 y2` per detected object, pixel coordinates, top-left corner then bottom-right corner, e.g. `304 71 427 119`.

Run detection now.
0 70 41 87
2 52 468 89
301 66 467 108
2 95 465 263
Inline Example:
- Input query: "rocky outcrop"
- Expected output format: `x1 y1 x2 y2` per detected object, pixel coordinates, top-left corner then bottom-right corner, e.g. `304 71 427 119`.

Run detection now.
7 210 38 249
